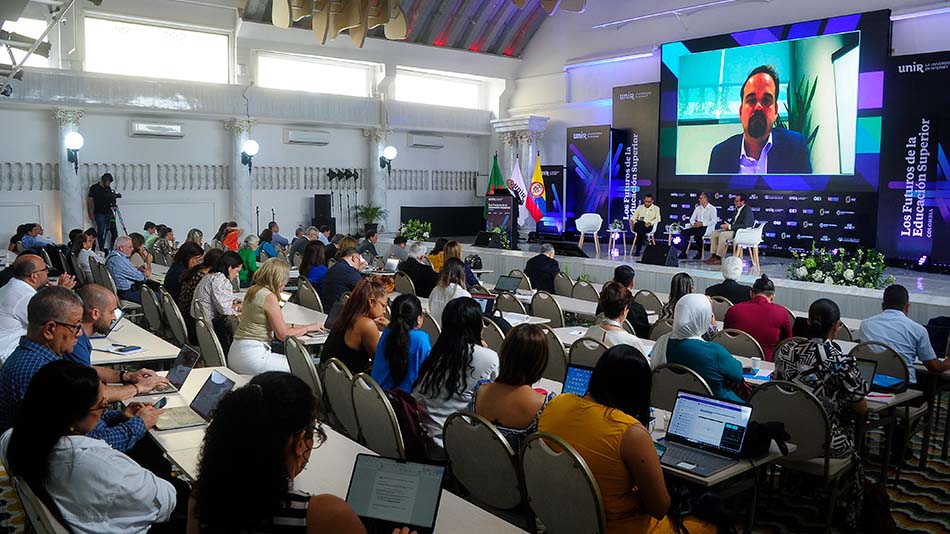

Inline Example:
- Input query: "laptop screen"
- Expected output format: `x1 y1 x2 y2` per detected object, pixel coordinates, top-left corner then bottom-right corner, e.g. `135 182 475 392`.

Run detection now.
471 294 496 315
190 370 235 421
563 365 594 396
385 258 400 272
165 345 201 389
667 391 752 458
346 454 446 529
493 276 521 293
856 359 877 387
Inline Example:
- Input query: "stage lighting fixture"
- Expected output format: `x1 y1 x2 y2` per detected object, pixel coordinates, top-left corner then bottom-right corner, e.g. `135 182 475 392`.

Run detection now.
241 139 259 174
379 145 398 176
64 131 84 174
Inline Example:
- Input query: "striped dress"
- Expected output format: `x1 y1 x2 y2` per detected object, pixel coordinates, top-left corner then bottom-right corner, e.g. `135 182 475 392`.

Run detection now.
249 489 309 533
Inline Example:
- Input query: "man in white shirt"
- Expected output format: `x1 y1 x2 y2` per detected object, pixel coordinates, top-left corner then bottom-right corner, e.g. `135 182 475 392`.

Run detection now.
317 225 331 245
629 194 661 256
679 193 718 260
0 254 75 362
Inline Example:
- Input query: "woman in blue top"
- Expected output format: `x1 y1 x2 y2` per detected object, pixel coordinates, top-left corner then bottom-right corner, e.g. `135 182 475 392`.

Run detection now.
372 294 431 392
256 228 278 260
299 240 328 294
661 293 744 403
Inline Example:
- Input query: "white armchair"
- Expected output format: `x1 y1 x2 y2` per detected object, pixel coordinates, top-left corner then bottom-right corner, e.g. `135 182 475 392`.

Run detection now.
732 222 766 271
575 213 603 257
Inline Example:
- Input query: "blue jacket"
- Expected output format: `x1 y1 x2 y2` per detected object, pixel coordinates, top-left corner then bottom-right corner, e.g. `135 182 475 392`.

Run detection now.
707 128 812 174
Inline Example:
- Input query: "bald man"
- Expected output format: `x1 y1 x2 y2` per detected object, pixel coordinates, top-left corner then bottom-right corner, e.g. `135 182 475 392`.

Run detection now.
0 254 75 361
106 235 150 304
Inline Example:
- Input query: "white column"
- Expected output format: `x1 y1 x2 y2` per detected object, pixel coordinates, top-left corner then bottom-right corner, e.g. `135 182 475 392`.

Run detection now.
52 108 85 239
362 127 391 233
490 116 549 241
224 119 256 236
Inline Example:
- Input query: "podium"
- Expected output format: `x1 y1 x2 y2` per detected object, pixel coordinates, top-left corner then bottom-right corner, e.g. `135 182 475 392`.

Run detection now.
486 191 518 249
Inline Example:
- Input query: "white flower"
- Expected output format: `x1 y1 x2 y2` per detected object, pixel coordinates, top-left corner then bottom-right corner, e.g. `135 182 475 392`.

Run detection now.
843 269 854 281
795 267 808 278
824 277 835 285
812 270 824 281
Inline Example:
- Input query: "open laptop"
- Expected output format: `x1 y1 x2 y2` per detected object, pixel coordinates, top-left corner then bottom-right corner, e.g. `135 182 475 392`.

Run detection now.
562 364 594 396
90 308 125 339
855 358 905 392
658 390 753 477
470 294 496 316
155 370 235 431
138 345 200 396
491 275 522 294
346 454 447 534
384 257 400 272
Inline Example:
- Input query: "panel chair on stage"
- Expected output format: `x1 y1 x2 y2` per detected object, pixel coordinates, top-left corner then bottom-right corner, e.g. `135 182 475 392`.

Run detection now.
575 213 603 257
731 222 766 271
683 223 715 261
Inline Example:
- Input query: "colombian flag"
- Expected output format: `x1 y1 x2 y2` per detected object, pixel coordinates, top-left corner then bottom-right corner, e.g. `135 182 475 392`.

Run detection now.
528 153 546 222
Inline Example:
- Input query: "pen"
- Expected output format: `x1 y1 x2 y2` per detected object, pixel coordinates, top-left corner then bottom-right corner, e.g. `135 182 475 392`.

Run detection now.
111 343 128 347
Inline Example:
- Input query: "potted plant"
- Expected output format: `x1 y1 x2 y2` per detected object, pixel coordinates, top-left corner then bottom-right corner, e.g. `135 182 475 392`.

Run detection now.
353 204 389 234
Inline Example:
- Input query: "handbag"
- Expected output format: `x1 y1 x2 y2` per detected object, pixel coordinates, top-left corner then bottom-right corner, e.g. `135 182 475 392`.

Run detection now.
464 254 483 270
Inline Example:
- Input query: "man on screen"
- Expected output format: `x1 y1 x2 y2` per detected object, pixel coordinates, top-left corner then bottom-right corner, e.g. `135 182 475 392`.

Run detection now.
707 65 812 175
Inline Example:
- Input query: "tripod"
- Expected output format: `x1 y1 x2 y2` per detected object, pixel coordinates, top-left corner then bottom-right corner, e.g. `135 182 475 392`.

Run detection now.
106 205 129 250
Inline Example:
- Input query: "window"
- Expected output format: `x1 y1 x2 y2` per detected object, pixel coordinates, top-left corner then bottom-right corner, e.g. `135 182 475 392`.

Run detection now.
84 17 229 83
256 53 379 98
2 18 50 68
394 68 484 110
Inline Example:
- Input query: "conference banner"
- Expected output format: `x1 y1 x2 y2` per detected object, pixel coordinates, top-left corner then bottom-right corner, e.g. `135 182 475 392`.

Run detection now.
878 51 950 267
565 125 627 233
612 83 660 220
539 165 565 235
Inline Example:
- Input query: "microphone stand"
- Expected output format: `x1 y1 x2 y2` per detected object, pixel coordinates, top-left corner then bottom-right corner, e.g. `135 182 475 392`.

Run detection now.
255 206 260 235
271 208 276 226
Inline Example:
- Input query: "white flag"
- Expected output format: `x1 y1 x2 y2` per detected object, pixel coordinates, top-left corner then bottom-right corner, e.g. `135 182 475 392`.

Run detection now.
507 161 531 225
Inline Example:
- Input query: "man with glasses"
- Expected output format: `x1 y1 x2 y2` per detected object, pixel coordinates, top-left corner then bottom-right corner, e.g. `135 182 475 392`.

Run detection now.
0 254 75 362
0 287 162 452
106 235 151 304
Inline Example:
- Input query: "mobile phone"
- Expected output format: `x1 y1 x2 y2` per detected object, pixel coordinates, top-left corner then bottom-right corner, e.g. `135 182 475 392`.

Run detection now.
654 442 667 457
153 397 168 409
116 345 141 353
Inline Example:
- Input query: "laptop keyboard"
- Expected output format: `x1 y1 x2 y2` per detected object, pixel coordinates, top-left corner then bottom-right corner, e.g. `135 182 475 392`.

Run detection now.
663 444 734 471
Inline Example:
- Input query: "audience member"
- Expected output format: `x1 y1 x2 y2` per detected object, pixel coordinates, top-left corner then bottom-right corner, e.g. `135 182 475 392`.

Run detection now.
156 227 178 259
268 221 289 248
163 241 204 303
222 222 242 251
659 272 694 321
597 265 651 339
704 256 751 304
288 226 318 266
398 242 439 298
372 294 431 393
335 236 359 259
630 194 661 256
143 221 159 250
321 247 365 308
324 233 342 263
299 240 328 294
186 228 204 246
190 372 367 533
20 223 57 251
524 243 559 293
323 278 388 373
291 226 304 245
861 284 949 383
71 231 103 282
192 251 243 350
723 274 791 361
7 224 29 253
237 234 260 288
106 236 149 304
229 259 323 375
444 240 478 287
0 254 74 362
0 287 160 451
658 294 744 402
585 282 647 353
257 229 278 259
178 249 224 339
87 173 118 250
2 361 176 534
428 238 448 273
357 229 379 258
428 258 471 325
385 235 409 262
471 324 554 450
413 298 499 450
128 232 153 268
317 225 331 245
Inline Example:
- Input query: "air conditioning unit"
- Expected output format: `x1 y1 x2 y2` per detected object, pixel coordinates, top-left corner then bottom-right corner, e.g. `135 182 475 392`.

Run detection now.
129 120 184 138
408 133 445 149
284 128 331 146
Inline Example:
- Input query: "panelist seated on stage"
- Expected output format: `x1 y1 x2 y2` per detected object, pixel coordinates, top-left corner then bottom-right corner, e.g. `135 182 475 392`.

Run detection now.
707 65 812 175
704 256 751 305
678 193 718 260
524 243 560 294
629 195 661 256
704 194 754 265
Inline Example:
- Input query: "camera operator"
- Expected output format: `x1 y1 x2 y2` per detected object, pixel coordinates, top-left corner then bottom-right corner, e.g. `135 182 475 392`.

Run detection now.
87 173 121 251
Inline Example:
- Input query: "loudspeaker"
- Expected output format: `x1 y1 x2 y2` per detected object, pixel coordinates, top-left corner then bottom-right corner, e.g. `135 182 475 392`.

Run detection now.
640 244 679 267
473 231 492 247
549 242 589 258
314 194 332 220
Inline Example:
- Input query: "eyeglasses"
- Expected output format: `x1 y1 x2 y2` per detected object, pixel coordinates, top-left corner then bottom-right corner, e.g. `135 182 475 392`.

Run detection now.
89 399 110 414
50 320 83 335
29 267 49 276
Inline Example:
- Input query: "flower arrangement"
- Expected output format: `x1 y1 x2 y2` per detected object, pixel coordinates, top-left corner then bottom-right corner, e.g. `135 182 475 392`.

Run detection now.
490 226 510 249
399 219 431 241
608 219 624 232
788 244 895 289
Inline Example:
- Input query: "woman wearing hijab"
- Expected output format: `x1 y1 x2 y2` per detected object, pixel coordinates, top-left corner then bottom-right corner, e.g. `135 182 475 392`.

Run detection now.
652 294 744 403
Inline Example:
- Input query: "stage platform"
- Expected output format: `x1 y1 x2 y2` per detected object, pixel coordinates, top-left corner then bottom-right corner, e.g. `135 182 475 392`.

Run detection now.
378 236 950 324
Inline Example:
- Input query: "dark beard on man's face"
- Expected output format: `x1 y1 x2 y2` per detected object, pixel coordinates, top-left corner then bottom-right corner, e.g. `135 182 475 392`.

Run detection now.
747 110 768 139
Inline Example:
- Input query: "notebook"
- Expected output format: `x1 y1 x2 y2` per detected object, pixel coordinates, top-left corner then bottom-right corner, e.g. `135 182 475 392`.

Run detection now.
155 370 235 430
470 294 496 316
346 454 447 534
856 358 905 392
658 390 753 477
139 345 200 396
562 364 594 396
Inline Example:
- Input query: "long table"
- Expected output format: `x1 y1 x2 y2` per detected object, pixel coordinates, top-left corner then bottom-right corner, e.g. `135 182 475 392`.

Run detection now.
90 319 182 366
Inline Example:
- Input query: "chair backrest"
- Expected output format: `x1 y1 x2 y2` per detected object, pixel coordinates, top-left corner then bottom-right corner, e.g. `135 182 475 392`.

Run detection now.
848 341 909 388
98 262 119 296
521 433 606 534
323 358 360 439
57 250 72 277
633 289 663 314
444 412 523 510
554 271 574 297
211 239 224 250
39 248 53 268
574 213 604 234
195 317 227 367
297 278 324 313
153 248 170 267
482 317 506 354
651 364 713 412
781 306 797 330
712 328 765 359
749 381 832 466
834 321 853 342
508 269 532 291
160 289 189 346
12 476 71 534
471 284 491 294
420 311 441 345
495 292 526 314
88 256 102 285
352 373 405 459
569 338 609 368
709 295 733 320
285 336 328 419
540 325 568 382
140 285 165 335
571 280 599 303
649 318 674 341
734 221 766 245
531 291 565 328
622 318 636 336
394 271 416 295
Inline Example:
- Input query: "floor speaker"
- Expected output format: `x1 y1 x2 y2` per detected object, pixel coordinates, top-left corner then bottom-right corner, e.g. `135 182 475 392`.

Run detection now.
314 194 332 220
640 244 679 267
550 242 589 258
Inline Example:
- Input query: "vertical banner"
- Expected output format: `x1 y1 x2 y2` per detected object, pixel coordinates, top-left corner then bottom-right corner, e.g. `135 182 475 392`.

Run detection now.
612 83 660 222
486 193 517 247
878 51 950 266
539 165 565 234
565 126 627 233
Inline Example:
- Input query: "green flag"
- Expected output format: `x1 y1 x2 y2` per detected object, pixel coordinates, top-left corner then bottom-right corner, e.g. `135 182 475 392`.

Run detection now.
485 153 505 217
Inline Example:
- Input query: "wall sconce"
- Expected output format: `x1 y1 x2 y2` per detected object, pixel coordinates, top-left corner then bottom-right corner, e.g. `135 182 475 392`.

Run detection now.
241 139 260 174
379 145 398 176
64 131 84 174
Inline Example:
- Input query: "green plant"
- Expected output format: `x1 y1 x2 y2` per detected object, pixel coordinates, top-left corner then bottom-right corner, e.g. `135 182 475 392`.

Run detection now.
490 226 510 249
353 204 389 224
576 274 591 283
608 219 624 232
398 219 431 241
779 74 820 152
787 243 895 289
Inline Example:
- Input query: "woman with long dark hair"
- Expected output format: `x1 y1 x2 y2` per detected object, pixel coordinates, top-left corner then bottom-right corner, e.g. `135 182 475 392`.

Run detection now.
659 272 694 321
257 229 278 259
71 231 102 282
164 241 204 302
192 251 243 351
299 240 328 294
412 297 498 449
322 278 388 373
2 360 176 532
427 238 448 273
428 258 470 325
189 372 364 533
372 294 431 393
